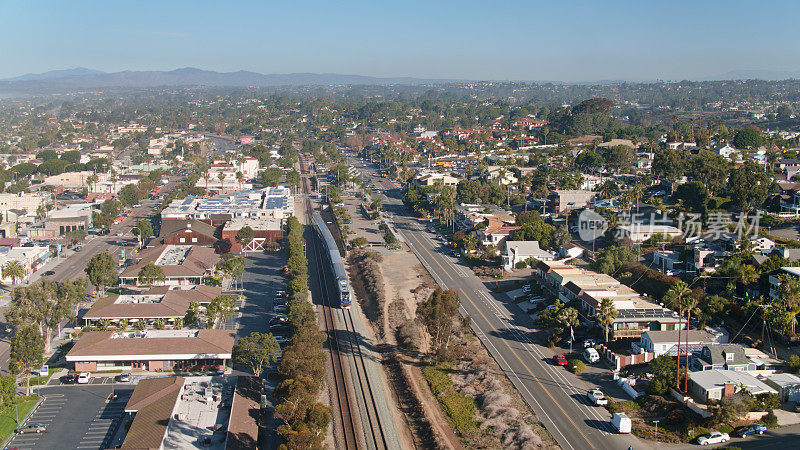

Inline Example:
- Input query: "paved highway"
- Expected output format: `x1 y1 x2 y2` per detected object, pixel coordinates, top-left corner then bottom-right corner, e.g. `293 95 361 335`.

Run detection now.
350 158 643 450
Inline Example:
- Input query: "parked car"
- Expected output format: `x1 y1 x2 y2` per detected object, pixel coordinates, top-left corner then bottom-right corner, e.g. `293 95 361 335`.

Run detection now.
583 347 600 364
77 372 90 384
736 424 766 437
60 374 77 384
528 295 545 304
269 323 290 333
116 373 131 382
610 412 631 433
794 401 800 413
15 423 46 434
274 304 288 313
74 245 83 252
521 285 531 293
269 315 288 326
552 354 568 366
43 270 56 276
587 389 608 406
583 339 598 348
697 431 729 445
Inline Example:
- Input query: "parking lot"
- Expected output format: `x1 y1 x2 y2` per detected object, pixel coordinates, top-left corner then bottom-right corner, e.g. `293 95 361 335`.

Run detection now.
228 251 288 339
6 386 132 450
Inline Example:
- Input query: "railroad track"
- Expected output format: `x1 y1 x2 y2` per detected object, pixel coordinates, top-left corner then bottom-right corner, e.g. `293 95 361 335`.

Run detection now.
299 153 388 449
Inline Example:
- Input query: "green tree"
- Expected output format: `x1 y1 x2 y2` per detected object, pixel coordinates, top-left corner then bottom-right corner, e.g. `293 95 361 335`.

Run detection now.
65 229 87 247
673 181 709 214
688 150 730 196
232 331 281 377
85 251 117 294
132 220 154 248
416 289 461 359
593 246 635 274
261 167 283 187
1 260 25 286
733 127 763 149
118 184 141 207
727 160 771 212
652 148 685 193
4 278 87 350
235 225 255 250
206 295 237 328
596 298 617 342
9 325 44 395
184 301 201 328
137 263 165 286
664 280 693 390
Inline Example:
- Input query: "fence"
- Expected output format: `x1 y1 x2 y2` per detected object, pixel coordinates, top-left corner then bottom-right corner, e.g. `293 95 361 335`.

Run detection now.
598 344 655 372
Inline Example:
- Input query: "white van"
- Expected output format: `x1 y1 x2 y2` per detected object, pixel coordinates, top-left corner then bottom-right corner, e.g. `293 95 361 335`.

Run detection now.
583 347 600 364
611 412 631 433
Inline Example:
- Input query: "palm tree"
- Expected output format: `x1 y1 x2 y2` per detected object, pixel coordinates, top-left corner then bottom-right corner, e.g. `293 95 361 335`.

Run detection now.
85 173 99 194
664 280 692 390
109 169 119 193
596 298 617 342
217 172 226 190
236 171 244 191
1 260 25 286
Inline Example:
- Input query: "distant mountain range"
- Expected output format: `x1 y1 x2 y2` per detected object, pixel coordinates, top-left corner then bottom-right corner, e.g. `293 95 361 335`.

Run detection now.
4 67 105 82
3 67 800 94
0 67 459 92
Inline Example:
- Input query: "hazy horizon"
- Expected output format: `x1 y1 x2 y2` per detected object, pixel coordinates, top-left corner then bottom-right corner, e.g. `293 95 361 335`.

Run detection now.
2 1 800 82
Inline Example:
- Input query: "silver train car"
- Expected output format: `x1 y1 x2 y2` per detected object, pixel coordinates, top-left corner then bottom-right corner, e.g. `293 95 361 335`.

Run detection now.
312 213 351 308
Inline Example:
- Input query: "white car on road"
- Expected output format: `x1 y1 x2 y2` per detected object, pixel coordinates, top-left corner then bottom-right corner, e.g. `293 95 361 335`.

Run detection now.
77 372 90 384
697 431 729 445
587 389 608 406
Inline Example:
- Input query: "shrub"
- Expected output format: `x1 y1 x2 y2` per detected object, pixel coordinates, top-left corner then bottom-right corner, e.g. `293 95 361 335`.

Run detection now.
566 359 585 373
607 400 638 413
689 427 709 443
718 423 734 434
787 354 800 373
421 365 479 435
762 410 778 428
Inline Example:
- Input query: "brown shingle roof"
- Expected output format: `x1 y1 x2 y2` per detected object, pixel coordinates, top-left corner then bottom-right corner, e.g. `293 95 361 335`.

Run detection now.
120 245 219 279
83 286 222 320
121 376 184 450
225 376 261 450
66 330 235 360
158 219 219 241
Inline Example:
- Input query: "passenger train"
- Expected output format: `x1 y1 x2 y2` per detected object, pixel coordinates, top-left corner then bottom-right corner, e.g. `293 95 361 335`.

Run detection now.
312 213 351 308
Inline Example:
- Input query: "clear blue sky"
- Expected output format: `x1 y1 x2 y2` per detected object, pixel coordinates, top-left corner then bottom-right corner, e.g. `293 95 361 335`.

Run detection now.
1 0 798 81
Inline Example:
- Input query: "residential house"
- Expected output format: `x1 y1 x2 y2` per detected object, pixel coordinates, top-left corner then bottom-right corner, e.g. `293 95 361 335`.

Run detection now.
689 370 776 402
616 224 682 243
548 190 596 214
454 204 515 230
652 250 682 274
692 344 756 372
502 241 555 271
769 266 800 299
762 373 800 402
476 221 520 248
639 329 724 357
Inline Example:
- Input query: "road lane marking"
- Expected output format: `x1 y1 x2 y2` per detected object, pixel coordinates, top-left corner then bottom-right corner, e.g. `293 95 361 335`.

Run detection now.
458 288 596 449
403 224 594 449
